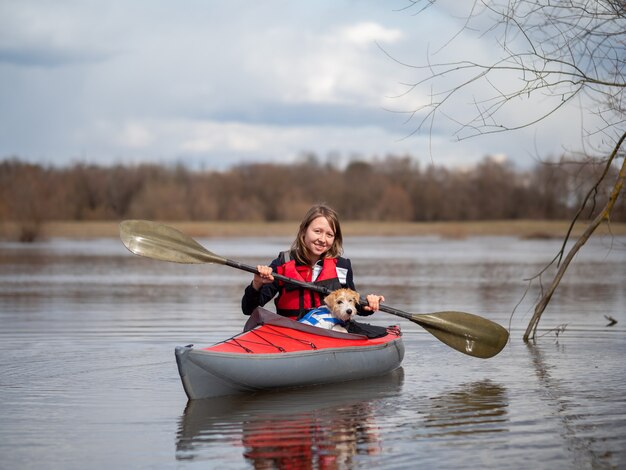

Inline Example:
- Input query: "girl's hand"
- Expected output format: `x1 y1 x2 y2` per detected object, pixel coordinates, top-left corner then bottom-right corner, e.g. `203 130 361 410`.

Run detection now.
252 265 274 290
364 294 385 312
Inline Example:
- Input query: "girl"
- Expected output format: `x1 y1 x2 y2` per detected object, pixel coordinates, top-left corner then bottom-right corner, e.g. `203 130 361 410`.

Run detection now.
241 204 384 319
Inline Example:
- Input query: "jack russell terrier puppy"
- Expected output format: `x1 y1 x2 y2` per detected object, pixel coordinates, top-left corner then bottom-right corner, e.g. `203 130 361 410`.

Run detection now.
298 288 360 333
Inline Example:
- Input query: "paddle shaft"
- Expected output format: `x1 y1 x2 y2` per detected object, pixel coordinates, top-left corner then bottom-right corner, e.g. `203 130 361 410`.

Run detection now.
225 258 331 294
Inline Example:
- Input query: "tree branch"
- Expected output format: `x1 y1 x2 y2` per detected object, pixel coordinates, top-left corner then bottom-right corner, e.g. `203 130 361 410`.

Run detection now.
523 129 626 341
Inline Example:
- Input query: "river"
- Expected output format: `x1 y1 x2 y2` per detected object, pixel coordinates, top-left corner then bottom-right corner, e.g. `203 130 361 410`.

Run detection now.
0 234 624 469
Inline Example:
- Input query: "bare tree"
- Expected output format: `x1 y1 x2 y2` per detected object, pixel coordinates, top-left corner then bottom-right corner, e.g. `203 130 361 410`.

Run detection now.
394 0 626 340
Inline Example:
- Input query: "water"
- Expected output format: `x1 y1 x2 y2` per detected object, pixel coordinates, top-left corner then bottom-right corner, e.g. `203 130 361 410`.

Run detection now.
1 234 625 469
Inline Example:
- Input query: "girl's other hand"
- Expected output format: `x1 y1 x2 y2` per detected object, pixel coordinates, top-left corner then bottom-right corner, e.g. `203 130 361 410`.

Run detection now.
364 294 385 312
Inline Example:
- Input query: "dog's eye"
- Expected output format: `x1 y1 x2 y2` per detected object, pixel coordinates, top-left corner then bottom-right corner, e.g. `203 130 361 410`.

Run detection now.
337 300 343 304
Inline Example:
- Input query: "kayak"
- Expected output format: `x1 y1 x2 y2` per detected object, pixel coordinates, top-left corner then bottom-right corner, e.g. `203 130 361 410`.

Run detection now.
175 308 405 400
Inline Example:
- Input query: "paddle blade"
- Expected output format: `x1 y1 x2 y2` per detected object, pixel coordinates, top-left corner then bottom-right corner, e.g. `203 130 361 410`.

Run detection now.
119 220 227 265
410 311 509 359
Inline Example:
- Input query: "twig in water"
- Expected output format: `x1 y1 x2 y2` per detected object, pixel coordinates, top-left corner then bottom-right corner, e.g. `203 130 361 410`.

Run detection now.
539 323 568 343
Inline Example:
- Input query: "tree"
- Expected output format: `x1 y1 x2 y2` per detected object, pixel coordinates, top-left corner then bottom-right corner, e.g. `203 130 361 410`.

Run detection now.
396 0 626 340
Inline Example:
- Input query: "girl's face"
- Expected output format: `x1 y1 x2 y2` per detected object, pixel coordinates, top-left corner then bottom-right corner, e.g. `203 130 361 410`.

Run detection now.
304 216 335 263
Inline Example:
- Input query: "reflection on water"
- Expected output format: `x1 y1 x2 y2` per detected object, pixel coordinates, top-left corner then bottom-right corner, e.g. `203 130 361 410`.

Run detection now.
176 369 404 467
176 373 513 468
423 380 508 437
241 402 380 469
526 343 616 469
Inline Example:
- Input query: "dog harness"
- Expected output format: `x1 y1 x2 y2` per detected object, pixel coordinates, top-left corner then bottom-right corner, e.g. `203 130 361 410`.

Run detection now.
298 306 346 329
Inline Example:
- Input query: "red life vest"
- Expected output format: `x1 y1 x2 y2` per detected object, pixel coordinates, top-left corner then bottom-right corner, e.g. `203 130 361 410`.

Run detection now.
274 254 343 318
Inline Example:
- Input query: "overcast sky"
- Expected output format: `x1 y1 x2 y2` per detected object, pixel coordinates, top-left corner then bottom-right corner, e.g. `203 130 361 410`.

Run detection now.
0 0 593 170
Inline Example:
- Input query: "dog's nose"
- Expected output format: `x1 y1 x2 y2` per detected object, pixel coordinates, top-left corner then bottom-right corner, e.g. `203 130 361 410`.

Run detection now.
346 309 353 315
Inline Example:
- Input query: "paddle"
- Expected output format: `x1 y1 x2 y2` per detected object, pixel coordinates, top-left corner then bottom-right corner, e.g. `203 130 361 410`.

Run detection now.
119 220 509 359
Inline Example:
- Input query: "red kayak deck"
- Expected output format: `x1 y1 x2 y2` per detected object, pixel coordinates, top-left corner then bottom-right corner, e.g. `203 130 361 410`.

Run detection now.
206 324 401 354
204 308 401 355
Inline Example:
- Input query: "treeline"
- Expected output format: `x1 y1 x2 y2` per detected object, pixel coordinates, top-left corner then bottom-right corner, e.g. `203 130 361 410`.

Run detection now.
1 155 624 227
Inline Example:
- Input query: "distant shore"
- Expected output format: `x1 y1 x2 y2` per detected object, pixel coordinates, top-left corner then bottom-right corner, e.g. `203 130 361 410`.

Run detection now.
2 219 625 241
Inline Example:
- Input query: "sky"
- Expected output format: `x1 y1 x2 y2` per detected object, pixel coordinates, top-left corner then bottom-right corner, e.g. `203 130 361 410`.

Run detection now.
0 0 596 170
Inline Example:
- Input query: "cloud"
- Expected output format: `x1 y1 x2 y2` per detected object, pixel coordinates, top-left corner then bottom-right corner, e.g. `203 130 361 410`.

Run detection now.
72 117 415 165
0 45 112 67
340 22 403 46
119 122 154 149
237 21 404 107
0 1 121 67
0 0 599 171
205 101 396 129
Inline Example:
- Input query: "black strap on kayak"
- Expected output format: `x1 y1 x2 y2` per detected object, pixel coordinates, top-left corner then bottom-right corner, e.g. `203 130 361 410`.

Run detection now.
224 330 289 353
262 325 317 350
249 329 286 352
227 337 254 353
224 333 285 353
222 325 318 353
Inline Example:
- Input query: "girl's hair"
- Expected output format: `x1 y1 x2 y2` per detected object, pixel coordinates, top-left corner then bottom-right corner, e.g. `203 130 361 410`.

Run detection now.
291 204 343 264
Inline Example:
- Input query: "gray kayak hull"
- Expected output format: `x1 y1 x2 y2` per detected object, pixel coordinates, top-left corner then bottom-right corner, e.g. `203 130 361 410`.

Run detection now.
175 338 405 400
175 309 404 400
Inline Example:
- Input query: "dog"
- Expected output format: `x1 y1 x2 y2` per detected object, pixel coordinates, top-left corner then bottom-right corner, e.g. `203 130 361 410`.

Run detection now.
298 288 360 333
